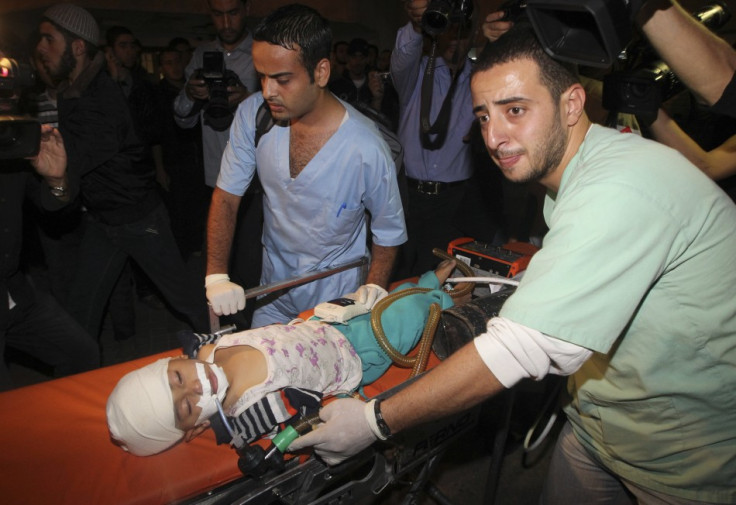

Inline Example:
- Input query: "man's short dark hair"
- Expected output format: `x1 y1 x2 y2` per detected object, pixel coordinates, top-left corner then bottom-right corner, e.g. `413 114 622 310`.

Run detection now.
106 25 134 48
158 47 180 65
167 37 190 50
253 3 332 78
472 23 578 101
207 0 248 6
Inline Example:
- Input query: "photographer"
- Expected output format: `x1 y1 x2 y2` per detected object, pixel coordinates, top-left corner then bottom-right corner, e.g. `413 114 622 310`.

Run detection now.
635 1 736 187
393 0 502 278
639 0 736 117
0 37 98 388
173 0 257 188
173 0 261 329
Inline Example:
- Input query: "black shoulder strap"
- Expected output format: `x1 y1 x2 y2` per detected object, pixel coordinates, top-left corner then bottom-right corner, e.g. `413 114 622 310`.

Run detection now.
254 100 275 148
351 101 404 176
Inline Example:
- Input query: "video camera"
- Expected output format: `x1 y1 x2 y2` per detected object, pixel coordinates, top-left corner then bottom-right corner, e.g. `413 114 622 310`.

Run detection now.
421 0 474 37
496 0 730 115
503 0 730 70
0 57 40 159
195 51 243 131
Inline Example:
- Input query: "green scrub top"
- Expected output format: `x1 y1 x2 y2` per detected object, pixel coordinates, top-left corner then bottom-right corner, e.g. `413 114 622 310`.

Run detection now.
501 125 736 503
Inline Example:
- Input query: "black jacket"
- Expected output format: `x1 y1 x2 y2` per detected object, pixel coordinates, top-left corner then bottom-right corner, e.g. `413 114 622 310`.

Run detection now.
58 53 159 225
0 162 68 329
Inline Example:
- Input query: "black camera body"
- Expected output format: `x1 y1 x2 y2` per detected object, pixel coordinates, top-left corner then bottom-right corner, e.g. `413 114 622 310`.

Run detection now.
421 0 474 37
0 57 40 159
0 57 36 92
196 51 243 131
602 61 681 114
499 0 528 22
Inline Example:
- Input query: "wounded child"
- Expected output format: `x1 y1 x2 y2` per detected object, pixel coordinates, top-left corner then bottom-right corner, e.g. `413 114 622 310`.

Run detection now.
106 260 467 456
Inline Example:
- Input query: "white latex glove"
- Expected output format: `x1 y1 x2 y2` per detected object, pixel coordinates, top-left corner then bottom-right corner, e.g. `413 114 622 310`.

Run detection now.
345 284 388 310
287 398 379 466
205 274 245 316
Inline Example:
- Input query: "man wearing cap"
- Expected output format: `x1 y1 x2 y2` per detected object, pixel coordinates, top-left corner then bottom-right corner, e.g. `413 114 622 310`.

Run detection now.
35 3 210 340
0 33 99 390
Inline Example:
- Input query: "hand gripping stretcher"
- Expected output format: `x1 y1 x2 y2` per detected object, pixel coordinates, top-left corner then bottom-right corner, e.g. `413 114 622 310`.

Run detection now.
0 245 555 505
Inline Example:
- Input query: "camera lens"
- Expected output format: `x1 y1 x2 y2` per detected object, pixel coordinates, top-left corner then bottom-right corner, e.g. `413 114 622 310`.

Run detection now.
423 11 450 36
422 0 453 36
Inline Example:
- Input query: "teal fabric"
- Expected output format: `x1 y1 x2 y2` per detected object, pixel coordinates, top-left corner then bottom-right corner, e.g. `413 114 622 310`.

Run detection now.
501 125 736 503
334 271 454 385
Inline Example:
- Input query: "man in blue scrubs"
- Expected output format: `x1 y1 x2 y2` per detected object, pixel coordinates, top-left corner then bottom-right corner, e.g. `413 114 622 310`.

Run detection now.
205 4 407 327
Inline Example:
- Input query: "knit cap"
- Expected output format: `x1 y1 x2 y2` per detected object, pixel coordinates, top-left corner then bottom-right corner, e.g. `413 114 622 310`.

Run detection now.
43 3 100 46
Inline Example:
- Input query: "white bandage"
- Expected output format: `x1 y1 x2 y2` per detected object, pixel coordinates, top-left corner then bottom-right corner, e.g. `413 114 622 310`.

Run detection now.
106 357 183 456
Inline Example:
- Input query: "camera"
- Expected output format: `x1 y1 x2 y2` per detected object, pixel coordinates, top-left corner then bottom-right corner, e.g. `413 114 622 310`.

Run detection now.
196 51 243 131
518 0 645 68
0 57 40 159
602 1 731 114
0 57 36 92
421 0 474 37
499 0 528 22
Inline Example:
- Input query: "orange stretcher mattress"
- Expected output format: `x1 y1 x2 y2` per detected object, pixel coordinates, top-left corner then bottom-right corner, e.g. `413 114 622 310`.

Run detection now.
0 341 441 505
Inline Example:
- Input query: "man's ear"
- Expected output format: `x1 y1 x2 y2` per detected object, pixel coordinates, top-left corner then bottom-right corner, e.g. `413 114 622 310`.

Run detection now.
313 57 331 88
563 83 586 126
183 420 210 442
71 38 86 58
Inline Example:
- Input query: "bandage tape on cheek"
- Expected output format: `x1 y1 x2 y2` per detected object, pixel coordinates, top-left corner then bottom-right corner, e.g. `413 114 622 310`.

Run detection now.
195 362 212 397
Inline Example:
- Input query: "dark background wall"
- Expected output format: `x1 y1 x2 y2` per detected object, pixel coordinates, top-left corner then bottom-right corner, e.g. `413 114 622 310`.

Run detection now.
1 1 733 71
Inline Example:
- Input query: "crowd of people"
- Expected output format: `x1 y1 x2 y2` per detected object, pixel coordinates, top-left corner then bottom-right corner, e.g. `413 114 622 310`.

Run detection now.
2 0 736 502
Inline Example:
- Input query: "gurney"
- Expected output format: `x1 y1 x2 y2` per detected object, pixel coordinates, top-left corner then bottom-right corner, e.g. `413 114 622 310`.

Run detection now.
0 245 543 505
0 328 488 505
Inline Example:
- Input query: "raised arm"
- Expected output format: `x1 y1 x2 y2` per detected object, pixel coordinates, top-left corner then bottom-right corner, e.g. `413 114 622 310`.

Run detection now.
29 124 74 206
639 0 736 106
649 108 736 181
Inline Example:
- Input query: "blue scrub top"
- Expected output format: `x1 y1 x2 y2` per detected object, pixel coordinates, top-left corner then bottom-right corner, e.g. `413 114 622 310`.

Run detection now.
219 94 407 325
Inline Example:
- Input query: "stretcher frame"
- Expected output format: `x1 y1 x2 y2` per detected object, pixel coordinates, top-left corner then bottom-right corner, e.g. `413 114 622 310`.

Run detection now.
176 374 487 505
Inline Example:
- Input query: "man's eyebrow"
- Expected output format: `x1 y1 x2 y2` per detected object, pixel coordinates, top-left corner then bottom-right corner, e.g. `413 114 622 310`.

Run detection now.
258 71 293 79
494 96 530 105
473 96 532 114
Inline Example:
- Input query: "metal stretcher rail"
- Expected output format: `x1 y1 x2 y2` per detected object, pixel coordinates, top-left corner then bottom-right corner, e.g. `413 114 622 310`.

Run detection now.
210 256 369 332
178 376 483 505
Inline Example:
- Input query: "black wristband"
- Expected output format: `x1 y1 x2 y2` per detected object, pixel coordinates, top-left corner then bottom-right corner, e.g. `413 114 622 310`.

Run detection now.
374 398 392 439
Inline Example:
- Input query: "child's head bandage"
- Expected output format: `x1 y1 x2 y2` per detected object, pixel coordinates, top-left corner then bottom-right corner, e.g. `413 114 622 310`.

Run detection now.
106 357 183 456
